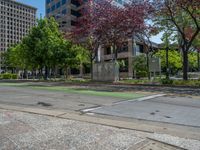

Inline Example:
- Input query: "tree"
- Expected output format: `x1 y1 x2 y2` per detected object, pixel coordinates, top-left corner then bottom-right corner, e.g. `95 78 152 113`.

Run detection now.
153 0 200 80
4 44 27 73
27 17 63 79
192 34 200 71
132 54 148 78
155 49 182 74
71 44 90 77
72 0 152 78
134 27 159 80
4 17 82 79
71 0 153 79
155 49 199 74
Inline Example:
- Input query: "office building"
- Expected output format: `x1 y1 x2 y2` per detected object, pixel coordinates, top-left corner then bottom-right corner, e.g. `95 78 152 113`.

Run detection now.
46 0 81 32
0 0 36 71
46 0 125 32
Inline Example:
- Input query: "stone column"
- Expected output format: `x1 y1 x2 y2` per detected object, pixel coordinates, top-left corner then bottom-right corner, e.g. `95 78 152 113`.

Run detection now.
128 39 133 78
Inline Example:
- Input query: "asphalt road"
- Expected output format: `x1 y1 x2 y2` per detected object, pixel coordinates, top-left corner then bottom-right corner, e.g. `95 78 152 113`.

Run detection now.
1 83 200 128
0 85 123 111
90 96 200 127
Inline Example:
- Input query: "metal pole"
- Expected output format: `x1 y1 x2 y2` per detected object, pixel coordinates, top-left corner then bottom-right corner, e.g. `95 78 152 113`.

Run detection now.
166 47 169 79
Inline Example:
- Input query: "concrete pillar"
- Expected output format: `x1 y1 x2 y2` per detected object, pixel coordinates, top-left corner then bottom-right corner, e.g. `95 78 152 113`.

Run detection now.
128 39 133 78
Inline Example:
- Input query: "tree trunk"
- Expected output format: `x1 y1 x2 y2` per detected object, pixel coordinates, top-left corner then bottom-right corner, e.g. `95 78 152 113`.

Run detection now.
197 51 200 72
146 53 150 80
114 44 118 60
32 70 35 80
182 50 188 80
44 66 48 80
90 58 93 80
53 67 56 80
79 62 83 78
40 68 43 80
64 66 68 80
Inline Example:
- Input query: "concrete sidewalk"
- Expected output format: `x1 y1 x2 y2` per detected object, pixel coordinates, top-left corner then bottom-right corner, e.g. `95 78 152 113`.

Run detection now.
1 105 200 150
1 108 200 150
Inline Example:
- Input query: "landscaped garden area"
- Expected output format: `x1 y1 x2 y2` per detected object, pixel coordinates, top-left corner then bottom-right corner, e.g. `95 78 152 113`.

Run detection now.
0 0 199 87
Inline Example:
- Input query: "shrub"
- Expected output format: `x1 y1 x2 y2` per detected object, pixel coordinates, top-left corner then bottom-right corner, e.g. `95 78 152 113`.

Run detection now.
136 71 147 78
172 80 200 86
161 78 173 85
11 74 18 79
0 73 18 79
2 73 12 79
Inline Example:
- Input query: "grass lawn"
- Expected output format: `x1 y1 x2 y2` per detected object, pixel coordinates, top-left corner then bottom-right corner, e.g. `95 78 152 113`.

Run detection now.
0 82 145 99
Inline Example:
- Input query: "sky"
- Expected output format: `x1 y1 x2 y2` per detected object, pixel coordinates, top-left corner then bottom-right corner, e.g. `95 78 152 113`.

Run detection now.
15 0 163 43
16 0 45 18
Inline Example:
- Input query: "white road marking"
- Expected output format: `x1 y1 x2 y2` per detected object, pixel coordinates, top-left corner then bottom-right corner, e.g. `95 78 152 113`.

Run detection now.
113 94 166 105
82 106 102 113
82 94 166 113
135 94 166 102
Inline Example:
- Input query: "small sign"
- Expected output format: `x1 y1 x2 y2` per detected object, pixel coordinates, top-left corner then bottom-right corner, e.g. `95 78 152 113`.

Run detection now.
149 57 161 72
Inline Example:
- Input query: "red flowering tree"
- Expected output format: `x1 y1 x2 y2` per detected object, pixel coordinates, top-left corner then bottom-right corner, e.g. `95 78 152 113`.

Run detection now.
153 0 200 80
72 0 152 58
70 0 152 79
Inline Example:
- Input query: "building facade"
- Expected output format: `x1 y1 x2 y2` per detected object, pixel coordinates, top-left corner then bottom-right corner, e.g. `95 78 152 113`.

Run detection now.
0 0 36 72
46 0 81 32
100 39 158 78
45 0 126 32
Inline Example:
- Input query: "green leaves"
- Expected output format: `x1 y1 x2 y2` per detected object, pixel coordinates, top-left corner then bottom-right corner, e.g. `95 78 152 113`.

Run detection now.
5 18 89 72
155 49 199 73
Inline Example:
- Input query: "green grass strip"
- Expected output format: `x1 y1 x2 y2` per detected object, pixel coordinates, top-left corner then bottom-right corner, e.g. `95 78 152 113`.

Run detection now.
0 82 144 99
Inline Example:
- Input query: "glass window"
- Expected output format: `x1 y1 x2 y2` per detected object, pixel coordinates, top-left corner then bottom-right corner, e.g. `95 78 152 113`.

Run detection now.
62 9 67 15
51 5 55 11
46 8 51 14
135 44 144 56
62 0 67 5
56 2 61 8
46 0 51 4
115 0 123 4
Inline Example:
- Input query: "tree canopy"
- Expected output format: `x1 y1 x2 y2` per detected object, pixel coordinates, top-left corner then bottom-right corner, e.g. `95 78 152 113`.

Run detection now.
153 0 200 80
5 17 89 78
